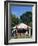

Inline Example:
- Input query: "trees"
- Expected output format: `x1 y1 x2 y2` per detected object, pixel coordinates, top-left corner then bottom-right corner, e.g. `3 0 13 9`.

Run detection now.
10 14 21 27
20 12 32 27
10 11 32 27
10 14 16 26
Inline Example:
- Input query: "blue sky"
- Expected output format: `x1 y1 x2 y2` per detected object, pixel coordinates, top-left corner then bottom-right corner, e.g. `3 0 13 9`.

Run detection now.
10 6 32 17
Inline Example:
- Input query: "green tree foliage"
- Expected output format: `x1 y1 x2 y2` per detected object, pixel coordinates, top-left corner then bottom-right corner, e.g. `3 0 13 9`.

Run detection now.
20 12 32 27
10 14 20 27
10 11 32 27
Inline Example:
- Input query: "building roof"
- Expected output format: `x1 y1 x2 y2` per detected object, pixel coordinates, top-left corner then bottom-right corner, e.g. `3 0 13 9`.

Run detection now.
16 23 28 29
13 23 31 29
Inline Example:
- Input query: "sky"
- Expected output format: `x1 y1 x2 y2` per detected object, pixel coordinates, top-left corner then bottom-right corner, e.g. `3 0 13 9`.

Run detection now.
10 5 32 17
